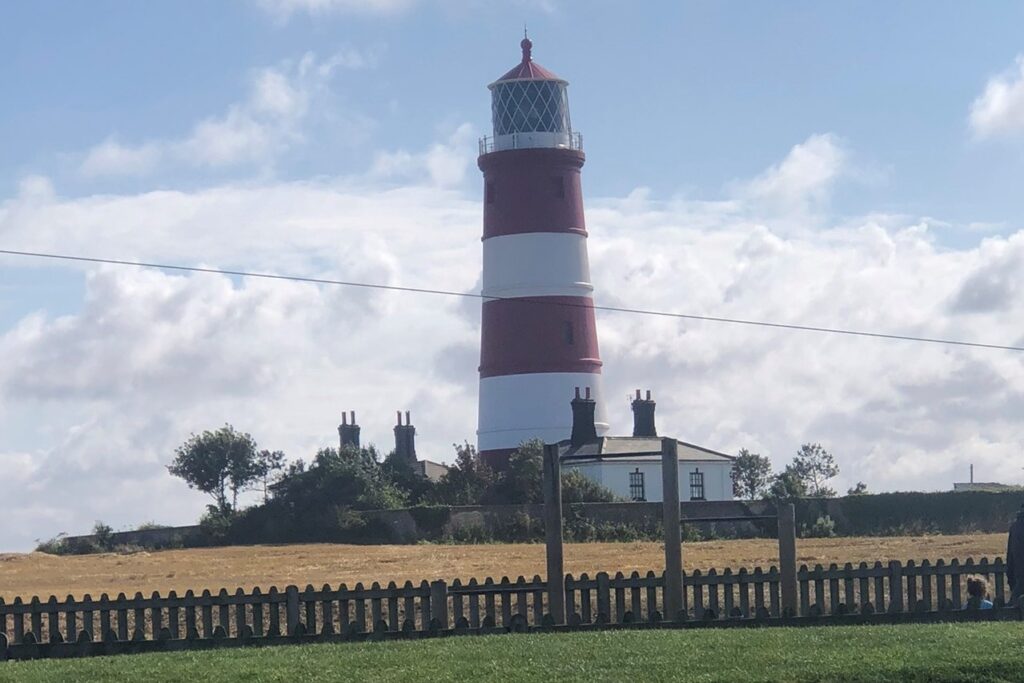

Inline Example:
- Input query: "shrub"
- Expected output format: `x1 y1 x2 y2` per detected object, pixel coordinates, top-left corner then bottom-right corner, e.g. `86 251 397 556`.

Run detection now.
803 514 837 538
92 521 115 551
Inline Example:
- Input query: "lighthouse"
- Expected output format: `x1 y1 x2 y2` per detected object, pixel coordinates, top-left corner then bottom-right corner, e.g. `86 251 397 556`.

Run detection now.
477 36 608 468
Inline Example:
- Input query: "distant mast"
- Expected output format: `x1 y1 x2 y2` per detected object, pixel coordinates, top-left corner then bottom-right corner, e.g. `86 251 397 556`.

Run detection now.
476 36 608 468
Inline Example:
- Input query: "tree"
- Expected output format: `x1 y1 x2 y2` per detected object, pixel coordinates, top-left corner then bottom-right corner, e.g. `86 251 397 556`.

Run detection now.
847 481 868 496
730 449 773 499
271 445 407 511
381 450 436 505
251 449 287 503
167 425 259 512
431 443 496 506
491 439 545 504
792 443 839 497
766 465 808 501
561 470 618 503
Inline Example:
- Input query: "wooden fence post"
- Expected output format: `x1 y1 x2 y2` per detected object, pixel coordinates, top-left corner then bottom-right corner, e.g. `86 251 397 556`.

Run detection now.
543 443 566 625
662 438 683 619
778 503 798 616
430 580 448 630
285 585 300 636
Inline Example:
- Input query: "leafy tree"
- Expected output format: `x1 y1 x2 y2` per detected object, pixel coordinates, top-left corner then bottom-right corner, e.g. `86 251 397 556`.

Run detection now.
730 449 773 499
847 481 868 496
250 449 287 503
766 465 808 501
381 450 436 505
271 445 407 512
167 425 259 512
488 439 545 504
431 443 496 506
792 443 839 498
561 470 618 503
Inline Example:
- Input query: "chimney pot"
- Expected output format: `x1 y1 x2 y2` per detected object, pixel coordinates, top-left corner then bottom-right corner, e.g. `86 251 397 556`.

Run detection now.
585 386 591 399
339 410 361 449
631 390 657 438
394 411 417 463
570 390 598 447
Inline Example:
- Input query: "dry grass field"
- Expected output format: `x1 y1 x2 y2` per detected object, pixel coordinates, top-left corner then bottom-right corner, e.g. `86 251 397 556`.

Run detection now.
0 534 1006 601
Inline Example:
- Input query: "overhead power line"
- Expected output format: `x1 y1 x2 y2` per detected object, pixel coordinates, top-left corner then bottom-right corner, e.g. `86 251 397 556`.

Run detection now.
2 247 1022 353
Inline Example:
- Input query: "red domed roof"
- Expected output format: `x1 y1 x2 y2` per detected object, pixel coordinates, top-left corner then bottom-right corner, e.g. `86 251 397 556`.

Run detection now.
490 37 565 86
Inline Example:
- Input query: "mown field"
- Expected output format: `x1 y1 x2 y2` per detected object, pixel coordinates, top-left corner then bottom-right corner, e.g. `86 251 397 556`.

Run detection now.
0 533 1006 600
3 623 1023 682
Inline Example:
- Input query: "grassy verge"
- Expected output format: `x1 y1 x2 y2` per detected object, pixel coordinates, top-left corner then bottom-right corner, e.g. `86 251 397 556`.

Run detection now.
4 622 1024 683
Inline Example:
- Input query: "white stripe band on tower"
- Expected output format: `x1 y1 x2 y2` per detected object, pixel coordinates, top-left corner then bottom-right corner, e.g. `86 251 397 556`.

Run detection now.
482 232 593 299
478 372 609 452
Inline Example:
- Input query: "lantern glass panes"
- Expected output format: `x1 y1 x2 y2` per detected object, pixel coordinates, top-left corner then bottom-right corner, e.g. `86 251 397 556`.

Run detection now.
492 80 571 136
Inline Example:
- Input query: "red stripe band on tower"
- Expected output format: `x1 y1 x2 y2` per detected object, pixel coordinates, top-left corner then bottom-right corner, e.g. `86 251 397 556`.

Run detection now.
479 295 602 378
480 148 587 240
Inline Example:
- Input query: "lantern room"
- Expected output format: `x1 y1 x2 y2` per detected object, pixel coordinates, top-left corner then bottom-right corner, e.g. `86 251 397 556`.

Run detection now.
481 37 581 154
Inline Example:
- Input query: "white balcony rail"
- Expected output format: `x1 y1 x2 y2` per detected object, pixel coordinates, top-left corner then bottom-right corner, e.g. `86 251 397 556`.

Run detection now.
479 130 583 155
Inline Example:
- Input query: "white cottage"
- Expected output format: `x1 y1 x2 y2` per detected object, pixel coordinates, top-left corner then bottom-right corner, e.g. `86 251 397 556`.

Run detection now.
556 390 735 503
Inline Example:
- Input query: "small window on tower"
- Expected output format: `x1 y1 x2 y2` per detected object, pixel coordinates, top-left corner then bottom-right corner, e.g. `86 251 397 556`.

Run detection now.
552 176 565 199
563 320 574 345
486 182 496 204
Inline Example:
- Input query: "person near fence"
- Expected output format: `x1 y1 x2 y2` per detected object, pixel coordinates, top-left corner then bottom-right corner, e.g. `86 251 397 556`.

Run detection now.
1009 504 1024 607
964 576 993 610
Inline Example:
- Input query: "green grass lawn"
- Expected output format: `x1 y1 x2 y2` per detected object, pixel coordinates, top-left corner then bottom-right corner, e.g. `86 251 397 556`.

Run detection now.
4 623 1024 683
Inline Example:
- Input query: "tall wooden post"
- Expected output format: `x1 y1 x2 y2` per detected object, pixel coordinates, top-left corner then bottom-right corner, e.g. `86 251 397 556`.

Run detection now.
778 503 798 616
661 438 683 619
542 443 566 624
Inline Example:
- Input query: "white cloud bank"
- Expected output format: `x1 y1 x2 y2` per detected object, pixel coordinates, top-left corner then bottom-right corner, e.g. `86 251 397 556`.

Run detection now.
969 55 1024 139
79 49 375 177
257 0 417 20
2 133 1024 551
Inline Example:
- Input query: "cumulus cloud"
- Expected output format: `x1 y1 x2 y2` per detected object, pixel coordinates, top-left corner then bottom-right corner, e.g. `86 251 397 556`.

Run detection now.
257 0 416 20
735 133 848 217
3 132 1024 550
370 123 476 187
255 0 558 21
969 55 1024 139
949 233 1024 313
78 49 374 177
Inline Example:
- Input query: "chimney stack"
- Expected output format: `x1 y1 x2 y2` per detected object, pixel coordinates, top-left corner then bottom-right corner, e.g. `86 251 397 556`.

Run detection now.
338 410 360 449
394 410 417 463
631 389 657 438
570 387 598 447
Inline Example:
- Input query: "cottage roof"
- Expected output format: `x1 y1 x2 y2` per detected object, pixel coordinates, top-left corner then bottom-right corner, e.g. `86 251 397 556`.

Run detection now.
557 436 735 464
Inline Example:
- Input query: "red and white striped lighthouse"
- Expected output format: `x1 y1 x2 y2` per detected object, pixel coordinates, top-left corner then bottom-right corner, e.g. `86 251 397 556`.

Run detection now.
477 36 608 468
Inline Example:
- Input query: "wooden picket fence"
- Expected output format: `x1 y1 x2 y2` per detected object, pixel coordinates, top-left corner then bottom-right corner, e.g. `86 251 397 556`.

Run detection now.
1 556 1018 661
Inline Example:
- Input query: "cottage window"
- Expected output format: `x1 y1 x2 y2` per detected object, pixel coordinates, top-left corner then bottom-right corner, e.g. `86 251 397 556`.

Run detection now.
689 469 705 501
629 468 646 502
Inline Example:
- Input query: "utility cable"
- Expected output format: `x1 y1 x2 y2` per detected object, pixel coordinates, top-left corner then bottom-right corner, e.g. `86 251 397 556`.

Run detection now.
2 247 1022 353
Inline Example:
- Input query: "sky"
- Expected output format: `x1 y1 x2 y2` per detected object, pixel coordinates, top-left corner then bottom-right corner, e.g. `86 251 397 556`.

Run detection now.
2 0 1024 551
